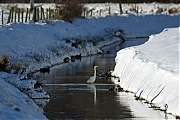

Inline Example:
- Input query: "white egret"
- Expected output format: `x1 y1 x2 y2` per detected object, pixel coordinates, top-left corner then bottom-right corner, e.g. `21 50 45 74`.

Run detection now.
87 66 98 84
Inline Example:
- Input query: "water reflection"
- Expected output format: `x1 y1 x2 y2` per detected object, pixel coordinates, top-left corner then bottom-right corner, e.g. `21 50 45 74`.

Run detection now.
87 84 96 105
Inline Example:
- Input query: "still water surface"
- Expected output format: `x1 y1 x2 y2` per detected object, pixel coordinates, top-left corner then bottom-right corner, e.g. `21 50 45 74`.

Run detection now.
34 39 175 119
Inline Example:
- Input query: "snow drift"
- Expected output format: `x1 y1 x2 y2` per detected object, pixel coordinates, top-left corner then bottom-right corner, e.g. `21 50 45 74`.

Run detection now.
112 27 179 116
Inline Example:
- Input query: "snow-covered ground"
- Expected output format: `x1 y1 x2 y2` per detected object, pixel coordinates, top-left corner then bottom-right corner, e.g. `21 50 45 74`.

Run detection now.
0 2 179 119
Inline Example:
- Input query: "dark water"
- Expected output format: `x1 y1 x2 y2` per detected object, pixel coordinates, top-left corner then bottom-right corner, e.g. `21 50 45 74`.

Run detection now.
33 39 174 119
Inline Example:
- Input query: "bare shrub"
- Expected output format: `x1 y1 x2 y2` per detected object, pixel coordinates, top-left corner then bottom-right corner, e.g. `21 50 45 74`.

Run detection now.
9 61 28 74
0 53 9 72
0 54 29 74
57 0 83 22
6 56 29 74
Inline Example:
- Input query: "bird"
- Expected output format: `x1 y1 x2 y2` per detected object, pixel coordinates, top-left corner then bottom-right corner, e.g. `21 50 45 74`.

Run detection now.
87 66 98 84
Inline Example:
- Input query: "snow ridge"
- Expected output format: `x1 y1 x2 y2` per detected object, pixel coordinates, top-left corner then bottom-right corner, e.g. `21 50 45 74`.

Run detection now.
112 27 179 116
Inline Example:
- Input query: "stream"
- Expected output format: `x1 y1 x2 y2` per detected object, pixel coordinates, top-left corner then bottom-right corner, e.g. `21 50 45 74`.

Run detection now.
33 38 175 119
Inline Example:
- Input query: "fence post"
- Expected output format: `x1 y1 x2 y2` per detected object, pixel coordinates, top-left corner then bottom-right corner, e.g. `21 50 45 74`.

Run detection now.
42 7 45 20
136 6 138 15
25 8 28 22
40 7 43 20
11 7 14 23
7 8 12 24
14 7 17 22
21 10 24 23
108 6 111 15
18 8 20 22
28 9 31 20
83 8 86 18
37 7 39 22
2 10 3 24
119 3 123 14
33 8 37 22
52 9 55 20
46 9 48 20
54 9 57 19
49 8 51 20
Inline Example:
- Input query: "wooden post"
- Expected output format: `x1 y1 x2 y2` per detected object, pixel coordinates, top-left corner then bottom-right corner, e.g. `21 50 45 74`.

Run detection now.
119 3 123 14
46 9 48 20
34 8 37 22
25 8 28 22
11 7 14 23
100 9 101 17
83 8 86 18
18 8 20 22
40 7 43 20
21 10 24 23
37 8 39 22
28 9 31 20
32 8 34 21
33 8 37 22
7 8 12 24
14 8 17 22
52 10 54 20
42 8 45 20
49 8 51 20
136 6 138 15
2 10 3 24
52 9 55 20
109 6 111 15
54 9 57 19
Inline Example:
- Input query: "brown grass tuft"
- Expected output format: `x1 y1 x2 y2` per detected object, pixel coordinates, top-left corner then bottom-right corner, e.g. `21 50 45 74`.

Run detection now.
0 53 9 72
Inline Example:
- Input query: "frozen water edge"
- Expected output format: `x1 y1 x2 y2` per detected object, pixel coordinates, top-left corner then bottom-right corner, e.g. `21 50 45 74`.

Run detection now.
112 27 179 117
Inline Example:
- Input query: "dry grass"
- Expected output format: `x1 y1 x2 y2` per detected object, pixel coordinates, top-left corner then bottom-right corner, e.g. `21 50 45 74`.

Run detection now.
0 53 29 74
0 53 9 72
168 7 180 14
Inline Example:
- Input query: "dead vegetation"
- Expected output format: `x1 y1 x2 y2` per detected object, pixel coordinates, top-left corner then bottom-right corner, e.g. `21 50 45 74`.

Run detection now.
0 53 8 72
168 7 180 14
56 0 83 22
0 53 29 74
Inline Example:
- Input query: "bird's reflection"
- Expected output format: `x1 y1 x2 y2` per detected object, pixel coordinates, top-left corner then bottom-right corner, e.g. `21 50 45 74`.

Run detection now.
87 84 97 105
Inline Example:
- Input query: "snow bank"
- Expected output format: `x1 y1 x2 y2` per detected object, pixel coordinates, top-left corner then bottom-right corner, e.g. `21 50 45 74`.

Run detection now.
0 72 50 99
0 14 179 73
0 73 47 119
112 27 179 116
